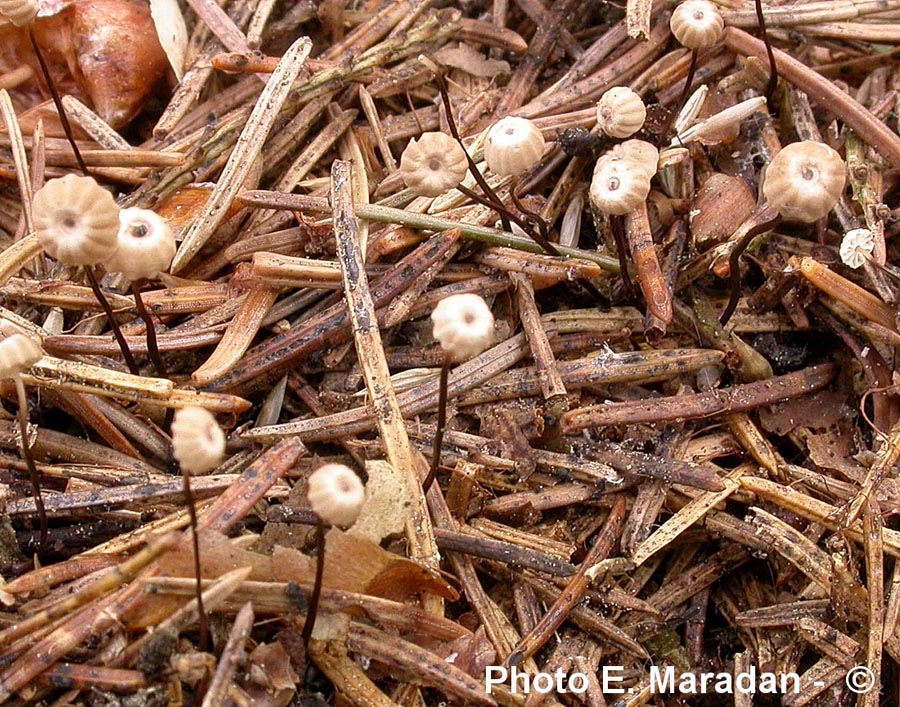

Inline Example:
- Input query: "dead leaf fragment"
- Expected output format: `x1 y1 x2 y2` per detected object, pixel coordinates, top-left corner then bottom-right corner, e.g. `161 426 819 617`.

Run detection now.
349 460 412 542
434 42 510 78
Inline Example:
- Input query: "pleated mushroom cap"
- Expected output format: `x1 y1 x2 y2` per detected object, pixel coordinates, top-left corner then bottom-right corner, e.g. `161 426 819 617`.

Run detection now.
171 406 226 475
399 132 468 197
762 141 846 223
32 175 121 266
307 464 365 527
431 293 495 363
484 117 545 177
107 208 176 280
0 334 42 379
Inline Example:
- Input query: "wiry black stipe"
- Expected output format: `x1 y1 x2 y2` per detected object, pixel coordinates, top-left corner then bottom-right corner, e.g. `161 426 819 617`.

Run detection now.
84 267 139 375
755 0 779 108
169 455 210 653
430 69 555 252
28 27 88 176
720 211 782 326
422 360 449 494
301 519 327 646
132 280 167 379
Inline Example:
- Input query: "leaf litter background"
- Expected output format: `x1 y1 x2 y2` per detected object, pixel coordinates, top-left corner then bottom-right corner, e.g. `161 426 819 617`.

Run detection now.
1 0 900 705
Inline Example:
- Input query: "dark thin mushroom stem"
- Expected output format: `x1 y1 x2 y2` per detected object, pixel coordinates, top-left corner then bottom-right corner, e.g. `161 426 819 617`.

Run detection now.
658 49 699 148
755 0 779 107
431 70 512 233
431 68 555 253
455 183 550 252
84 267 139 375
422 359 450 494
14 376 46 555
720 207 781 325
27 27 88 176
171 456 210 652
131 280 167 379
301 518 327 645
508 177 557 255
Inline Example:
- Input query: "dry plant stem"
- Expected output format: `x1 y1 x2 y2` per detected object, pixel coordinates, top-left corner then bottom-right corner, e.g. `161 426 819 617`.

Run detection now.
200 601 253 707
720 206 781 325
147 577 471 640
507 495 627 667
15 376 46 556
330 160 439 588
422 359 450 494
862 497 884 707
0 65 33 90
626 0 652 39
176 458 210 652
28 27 88 175
184 0 251 53
723 27 900 169
625 203 671 335
421 466 539 673
740 475 900 557
131 281 167 379
511 271 567 415
83 267 138 375
561 363 835 431
206 230 462 395
721 0 900 27
238 192 620 272
119 567 256 666
172 36 312 273
631 469 742 566
493 0 579 117
300 519 326 645
755 0 779 105
191 283 278 385
60 96 130 150
0 91 33 235
844 418 900 525
0 533 177 648
798 257 896 331
308 642 397 707
347 622 495 705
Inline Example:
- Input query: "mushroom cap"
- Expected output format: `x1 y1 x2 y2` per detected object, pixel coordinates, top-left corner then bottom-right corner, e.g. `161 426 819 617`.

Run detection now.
307 463 365 527
589 156 652 216
399 132 469 197
839 228 876 269
32 175 121 266
761 141 846 223
610 139 659 179
107 208 176 280
0 334 42 379
0 0 37 26
484 116 545 177
670 0 724 49
431 293 495 363
596 86 647 139
171 406 226 475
